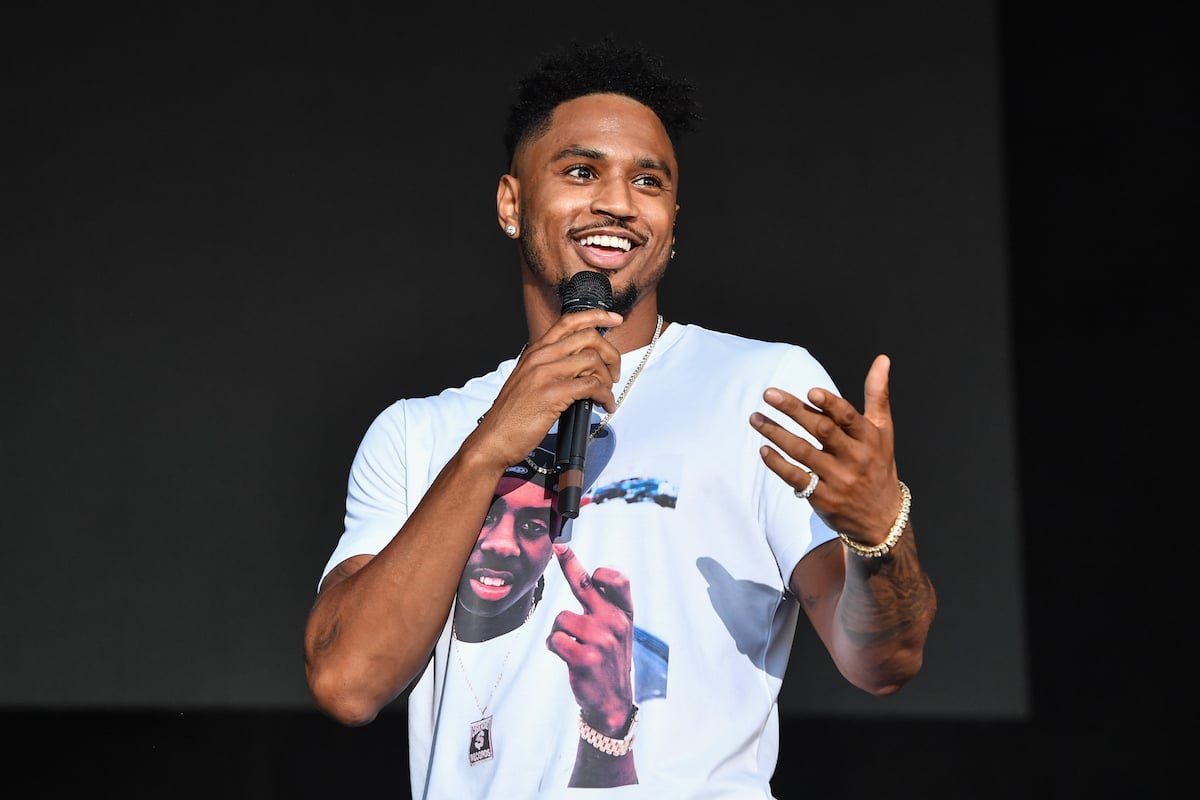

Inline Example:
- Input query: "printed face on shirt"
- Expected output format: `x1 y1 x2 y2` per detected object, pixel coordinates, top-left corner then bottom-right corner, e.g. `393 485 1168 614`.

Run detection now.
456 475 556 620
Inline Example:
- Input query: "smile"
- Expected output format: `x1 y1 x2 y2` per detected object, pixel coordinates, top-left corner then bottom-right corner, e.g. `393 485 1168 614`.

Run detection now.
577 234 632 252
471 574 514 602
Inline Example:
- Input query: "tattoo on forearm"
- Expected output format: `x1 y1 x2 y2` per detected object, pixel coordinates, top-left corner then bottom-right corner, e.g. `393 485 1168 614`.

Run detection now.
840 541 935 648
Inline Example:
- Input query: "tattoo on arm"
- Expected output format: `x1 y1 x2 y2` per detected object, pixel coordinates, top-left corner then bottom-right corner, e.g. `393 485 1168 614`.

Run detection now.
839 542 935 649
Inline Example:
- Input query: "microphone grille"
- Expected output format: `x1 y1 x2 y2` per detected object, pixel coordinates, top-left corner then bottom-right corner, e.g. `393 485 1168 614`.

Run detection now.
560 271 613 314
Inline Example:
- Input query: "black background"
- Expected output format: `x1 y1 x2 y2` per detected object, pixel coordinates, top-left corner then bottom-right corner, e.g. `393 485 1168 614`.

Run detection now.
5 3 1023 716
4 2 1191 796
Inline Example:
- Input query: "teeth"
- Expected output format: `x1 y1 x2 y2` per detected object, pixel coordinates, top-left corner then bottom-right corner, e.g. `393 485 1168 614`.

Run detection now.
478 576 508 587
579 234 632 252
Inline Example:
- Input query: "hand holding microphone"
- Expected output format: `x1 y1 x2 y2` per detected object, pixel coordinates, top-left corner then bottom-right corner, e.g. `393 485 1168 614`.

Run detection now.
555 272 614 519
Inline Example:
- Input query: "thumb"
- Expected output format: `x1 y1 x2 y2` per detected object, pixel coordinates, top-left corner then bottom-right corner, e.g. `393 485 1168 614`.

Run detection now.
863 353 894 431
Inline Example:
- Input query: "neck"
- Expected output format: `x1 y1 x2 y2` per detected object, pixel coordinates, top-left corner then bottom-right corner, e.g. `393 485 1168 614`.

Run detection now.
453 593 535 643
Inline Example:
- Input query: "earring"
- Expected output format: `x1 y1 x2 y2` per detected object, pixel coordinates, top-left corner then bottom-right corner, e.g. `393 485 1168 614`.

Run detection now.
671 248 676 259
506 225 517 237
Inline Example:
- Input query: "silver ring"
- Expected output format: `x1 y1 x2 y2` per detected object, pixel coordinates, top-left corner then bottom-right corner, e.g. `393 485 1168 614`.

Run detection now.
794 471 819 499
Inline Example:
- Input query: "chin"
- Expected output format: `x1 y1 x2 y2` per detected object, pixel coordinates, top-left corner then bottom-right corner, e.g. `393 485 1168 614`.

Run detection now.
609 285 639 316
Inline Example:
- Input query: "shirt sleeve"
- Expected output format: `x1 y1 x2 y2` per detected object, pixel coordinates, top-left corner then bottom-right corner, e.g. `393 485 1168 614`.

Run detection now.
759 346 842 588
318 400 412 589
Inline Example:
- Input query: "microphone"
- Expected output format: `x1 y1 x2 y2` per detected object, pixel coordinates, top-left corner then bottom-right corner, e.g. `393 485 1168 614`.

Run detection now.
555 271 613 519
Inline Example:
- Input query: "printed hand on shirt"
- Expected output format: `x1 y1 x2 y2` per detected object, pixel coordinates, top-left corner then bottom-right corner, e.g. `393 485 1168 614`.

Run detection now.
547 543 638 787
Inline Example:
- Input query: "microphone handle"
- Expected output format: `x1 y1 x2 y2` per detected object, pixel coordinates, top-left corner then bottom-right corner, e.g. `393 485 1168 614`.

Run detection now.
553 271 613 519
556 396 593 518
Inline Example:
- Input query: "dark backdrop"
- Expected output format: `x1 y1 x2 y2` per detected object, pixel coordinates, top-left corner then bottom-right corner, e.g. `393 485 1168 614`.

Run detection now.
3 2 1189 797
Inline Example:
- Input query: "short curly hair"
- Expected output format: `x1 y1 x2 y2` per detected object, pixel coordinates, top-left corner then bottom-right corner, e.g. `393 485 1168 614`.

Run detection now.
502 38 702 169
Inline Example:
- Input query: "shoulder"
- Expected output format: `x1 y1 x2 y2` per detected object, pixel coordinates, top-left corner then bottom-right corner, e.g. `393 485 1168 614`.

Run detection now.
359 360 515 448
672 321 801 354
385 361 514 422
670 323 833 386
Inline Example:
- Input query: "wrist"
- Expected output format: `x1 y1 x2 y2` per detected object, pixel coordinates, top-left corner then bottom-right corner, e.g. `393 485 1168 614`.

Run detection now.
579 705 639 756
838 480 911 558
454 432 519 482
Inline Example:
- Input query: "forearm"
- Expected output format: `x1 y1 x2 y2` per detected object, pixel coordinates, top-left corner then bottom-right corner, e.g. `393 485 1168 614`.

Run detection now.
830 522 937 695
304 443 508 726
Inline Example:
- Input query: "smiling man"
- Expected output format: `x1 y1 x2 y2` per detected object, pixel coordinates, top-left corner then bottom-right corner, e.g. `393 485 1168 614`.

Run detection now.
305 37 937 799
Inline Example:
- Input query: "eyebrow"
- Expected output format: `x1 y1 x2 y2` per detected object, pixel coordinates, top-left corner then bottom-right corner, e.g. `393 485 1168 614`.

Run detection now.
553 146 674 180
516 503 552 522
515 505 552 524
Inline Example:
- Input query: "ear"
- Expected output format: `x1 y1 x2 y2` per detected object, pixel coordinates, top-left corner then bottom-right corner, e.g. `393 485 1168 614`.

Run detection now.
497 174 520 236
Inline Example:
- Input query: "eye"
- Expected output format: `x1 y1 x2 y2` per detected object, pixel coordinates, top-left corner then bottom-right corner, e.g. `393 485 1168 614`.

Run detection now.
517 515 550 539
633 174 664 189
565 165 597 180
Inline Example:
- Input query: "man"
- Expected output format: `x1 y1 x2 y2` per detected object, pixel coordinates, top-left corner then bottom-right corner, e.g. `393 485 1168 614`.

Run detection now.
304 38 937 798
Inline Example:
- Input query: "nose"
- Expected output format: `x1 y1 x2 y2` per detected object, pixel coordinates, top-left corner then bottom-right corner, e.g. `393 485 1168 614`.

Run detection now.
591 176 635 220
480 512 521 557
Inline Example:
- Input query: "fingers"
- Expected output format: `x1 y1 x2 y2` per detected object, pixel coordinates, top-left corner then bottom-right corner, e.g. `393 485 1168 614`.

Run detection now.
757 445 821 499
750 357 903 539
756 355 895 453
749 361 890 485
555 542 591 600
552 543 633 617
761 386 842 443
750 388 833 474
545 308 624 342
538 310 623 367
524 310 624 410
547 543 636 720
471 312 623 468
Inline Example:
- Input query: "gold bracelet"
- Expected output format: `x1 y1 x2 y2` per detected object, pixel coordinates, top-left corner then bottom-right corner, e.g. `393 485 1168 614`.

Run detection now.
838 480 911 558
578 705 639 756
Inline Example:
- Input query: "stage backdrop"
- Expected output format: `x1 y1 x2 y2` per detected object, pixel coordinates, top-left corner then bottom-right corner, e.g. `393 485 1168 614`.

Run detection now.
3 2 1024 719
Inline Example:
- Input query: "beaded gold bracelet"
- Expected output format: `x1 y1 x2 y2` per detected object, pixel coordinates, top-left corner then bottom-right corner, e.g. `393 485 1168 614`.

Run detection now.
838 481 911 558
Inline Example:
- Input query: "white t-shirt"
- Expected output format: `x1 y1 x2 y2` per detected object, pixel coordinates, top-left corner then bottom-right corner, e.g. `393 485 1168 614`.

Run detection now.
321 322 841 799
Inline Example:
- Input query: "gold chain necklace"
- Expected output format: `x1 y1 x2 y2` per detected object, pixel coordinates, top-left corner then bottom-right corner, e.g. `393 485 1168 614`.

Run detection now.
522 314 663 476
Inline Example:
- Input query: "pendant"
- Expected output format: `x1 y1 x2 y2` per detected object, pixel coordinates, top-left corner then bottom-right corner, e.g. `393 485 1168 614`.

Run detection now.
468 715 495 764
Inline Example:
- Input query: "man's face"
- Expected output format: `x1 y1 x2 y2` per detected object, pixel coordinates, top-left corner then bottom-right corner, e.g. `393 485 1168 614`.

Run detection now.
457 476 556 618
511 93 679 315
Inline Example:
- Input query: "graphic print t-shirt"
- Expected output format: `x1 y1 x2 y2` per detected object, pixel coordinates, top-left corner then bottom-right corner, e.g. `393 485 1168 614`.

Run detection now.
320 323 841 799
